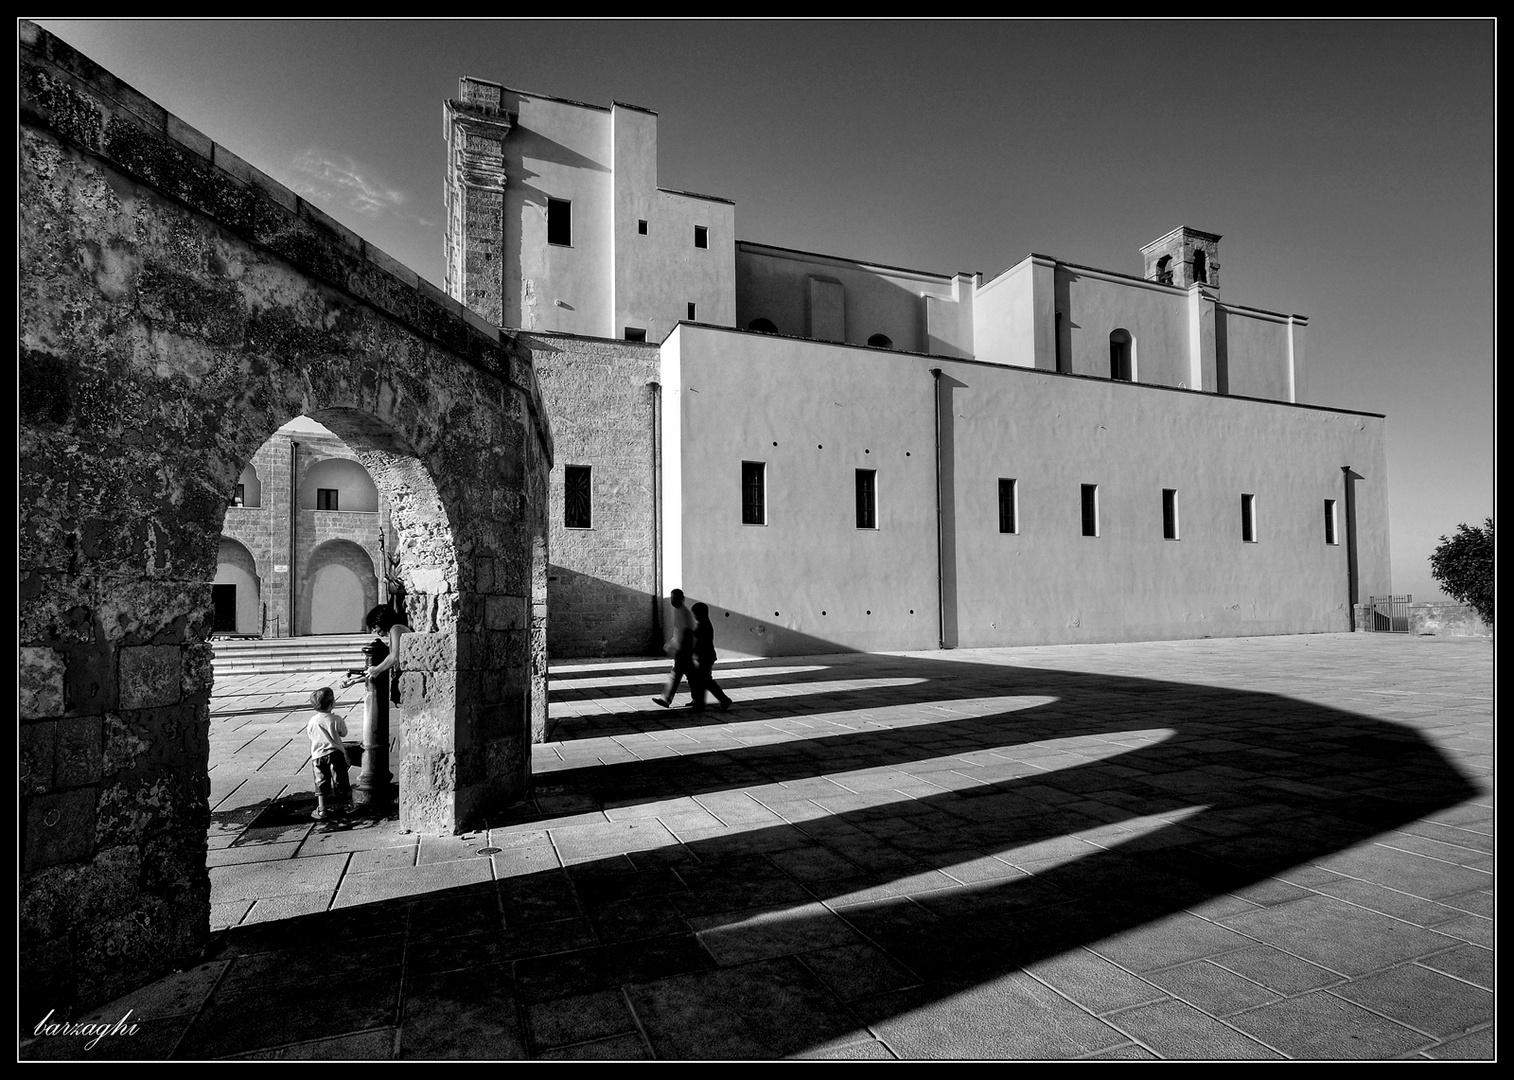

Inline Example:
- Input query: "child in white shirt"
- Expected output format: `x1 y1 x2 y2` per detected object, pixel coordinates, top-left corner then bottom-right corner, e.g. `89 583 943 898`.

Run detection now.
305 687 350 820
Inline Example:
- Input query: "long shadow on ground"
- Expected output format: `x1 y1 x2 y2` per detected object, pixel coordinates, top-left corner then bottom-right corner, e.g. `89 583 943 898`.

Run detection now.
144 654 1485 1058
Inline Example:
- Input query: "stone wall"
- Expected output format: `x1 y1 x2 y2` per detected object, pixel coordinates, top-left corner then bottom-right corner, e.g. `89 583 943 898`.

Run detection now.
519 332 663 657
19 21 552 1020
1354 602 1492 638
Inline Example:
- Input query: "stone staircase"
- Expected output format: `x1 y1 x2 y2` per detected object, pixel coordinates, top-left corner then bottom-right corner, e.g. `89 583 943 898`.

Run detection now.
211 633 373 676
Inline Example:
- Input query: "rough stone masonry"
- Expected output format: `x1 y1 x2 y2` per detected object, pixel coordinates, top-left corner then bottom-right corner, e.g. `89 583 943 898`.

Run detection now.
19 21 553 1020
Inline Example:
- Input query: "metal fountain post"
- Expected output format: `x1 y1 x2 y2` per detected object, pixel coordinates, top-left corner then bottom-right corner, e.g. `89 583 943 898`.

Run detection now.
352 637 392 810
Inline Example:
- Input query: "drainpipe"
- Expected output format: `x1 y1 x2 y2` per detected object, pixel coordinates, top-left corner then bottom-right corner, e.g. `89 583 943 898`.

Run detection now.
929 368 945 650
289 439 299 638
1341 465 1357 632
648 376 663 649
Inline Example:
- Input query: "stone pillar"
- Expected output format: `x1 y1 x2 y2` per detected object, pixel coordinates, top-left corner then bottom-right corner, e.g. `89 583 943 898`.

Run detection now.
444 79 512 326
352 638 392 811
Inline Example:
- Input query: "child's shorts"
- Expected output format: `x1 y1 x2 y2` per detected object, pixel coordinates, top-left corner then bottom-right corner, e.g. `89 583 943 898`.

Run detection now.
312 749 350 801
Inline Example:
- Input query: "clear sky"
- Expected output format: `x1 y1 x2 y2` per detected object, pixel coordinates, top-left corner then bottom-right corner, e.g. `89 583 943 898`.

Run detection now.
35 19 1494 602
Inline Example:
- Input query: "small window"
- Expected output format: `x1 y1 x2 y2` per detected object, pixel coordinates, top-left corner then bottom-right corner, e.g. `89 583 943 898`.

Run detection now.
867 334 892 349
1081 484 1099 537
687 302 697 321
547 198 572 246
748 318 778 334
1241 493 1257 543
1110 329 1133 382
316 488 339 511
998 478 1018 534
1193 249 1208 284
856 469 877 530
742 462 766 525
1324 499 1338 545
694 225 708 249
564 465 592 529
1156 255 1174 286
637 219 648 235
624 327 647 342
232 484 245 508
1162 489 1179 540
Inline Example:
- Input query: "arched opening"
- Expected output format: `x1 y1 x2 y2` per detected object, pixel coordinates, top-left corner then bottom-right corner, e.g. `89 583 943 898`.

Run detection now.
867 333 893 349
1192 250 1208 284
1155 255 1174 286
20 45 552 1014
748 317 778 334
213 536 262 636
235 464 262 507
1110 328 1135 382
303 539 378 635
299 456 379 512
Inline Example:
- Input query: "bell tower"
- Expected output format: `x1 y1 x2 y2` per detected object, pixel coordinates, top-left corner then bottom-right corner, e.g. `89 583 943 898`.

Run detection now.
1141 226 1221 291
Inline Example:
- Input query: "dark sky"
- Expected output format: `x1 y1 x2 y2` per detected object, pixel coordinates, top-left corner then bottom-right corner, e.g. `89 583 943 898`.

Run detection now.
35 19 1494 599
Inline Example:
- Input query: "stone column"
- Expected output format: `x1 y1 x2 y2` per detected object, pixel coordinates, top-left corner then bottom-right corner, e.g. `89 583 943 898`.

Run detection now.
444 80 512 326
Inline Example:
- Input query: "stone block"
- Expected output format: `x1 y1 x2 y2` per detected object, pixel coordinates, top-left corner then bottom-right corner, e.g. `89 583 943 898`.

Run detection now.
20 646 67 719
55 715 104 788
21 721 57 795
118 645 181 710
24 788 97 871
485 595 526 631
401 630 454 674
63 644 112 717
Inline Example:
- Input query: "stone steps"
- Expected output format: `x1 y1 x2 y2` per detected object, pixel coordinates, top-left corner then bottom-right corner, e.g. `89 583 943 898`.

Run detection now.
212 633 372 676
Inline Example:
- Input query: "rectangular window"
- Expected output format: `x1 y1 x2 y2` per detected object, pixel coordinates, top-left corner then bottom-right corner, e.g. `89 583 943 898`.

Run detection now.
637 219 648 235
687 302 697 321
547 198 572 246
694 225 708 249
742 461 766 525
1324 499 1338 545
1162 489 1179 540
624 327 647 342
316 488 339 511
564 465 592 529
856 469 877 530
1241 493 1257 543
998 478 1018 534
1081 484 1099 537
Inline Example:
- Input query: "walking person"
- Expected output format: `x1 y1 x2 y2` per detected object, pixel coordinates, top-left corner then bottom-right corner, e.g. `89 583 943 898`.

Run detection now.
651 588 696 708
689 601 732 714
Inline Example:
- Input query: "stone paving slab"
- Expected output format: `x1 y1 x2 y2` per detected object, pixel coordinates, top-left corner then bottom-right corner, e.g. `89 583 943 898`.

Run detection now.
21 634 1494 1060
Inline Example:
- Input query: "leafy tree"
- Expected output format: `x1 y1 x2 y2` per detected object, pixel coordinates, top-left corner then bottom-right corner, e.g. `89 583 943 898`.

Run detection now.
1429 518 1494 626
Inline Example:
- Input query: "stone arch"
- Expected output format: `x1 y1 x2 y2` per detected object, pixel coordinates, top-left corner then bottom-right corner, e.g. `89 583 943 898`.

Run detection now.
214 535 262 635
21 26 553 1017
302 538 377 635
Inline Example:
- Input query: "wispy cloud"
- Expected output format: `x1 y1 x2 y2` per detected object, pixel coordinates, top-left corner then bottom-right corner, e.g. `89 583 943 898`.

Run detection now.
287 150 411 220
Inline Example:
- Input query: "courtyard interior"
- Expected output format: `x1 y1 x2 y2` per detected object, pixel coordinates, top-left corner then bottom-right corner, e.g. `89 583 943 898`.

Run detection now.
23 632 1493 1060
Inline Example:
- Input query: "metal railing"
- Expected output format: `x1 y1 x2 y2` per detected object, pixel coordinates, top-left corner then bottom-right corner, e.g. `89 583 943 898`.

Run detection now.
1367 594 1412 633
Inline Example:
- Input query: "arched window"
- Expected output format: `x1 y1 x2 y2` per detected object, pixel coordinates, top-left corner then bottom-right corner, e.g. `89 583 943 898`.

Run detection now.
1192 250 1207 284
1155 255 1173 285
867 334 892 349
748 318 778 334
1109 329 1134 382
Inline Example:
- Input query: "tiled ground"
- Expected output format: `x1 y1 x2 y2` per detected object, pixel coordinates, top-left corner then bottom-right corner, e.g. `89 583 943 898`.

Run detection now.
23 633 1494 1060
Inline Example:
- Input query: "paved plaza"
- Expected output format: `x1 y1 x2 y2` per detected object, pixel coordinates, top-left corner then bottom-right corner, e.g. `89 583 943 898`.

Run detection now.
23 633 1494 1059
